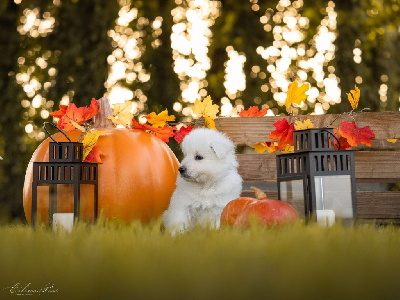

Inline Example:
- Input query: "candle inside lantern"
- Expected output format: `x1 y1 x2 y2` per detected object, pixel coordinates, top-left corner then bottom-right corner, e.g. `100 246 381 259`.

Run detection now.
316 209 335 227
53 213 74 233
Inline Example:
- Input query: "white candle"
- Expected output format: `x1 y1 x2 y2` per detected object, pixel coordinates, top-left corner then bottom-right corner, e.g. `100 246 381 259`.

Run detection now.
53 213 74 233
316 209 335 227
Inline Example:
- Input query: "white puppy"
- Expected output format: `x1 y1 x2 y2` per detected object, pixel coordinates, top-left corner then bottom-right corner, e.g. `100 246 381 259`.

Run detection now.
163 128 242 234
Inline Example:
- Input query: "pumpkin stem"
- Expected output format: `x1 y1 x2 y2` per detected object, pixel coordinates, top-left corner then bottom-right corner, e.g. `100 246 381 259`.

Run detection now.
92 97 115 129
250 186 267 200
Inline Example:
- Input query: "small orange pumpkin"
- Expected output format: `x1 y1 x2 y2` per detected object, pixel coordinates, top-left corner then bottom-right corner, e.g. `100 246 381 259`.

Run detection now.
221 187 298 228
23 99 179 224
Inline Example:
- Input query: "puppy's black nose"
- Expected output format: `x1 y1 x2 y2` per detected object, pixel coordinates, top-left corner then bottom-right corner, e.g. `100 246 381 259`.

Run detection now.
178 166 186 174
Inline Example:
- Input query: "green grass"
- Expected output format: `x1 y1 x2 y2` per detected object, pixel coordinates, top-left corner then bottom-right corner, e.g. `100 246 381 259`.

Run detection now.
1 220 400 300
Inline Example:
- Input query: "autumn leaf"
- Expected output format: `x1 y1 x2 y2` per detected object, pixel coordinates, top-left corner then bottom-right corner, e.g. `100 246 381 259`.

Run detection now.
145 109 175 128
387 139 398 144
338 121 375 147
50 104 68 119
70 120 86 132
85 98 101 120
192 95 219 119
281 145 294 154
174 125 194 143
285 81 310 108
84 145 107 163
57 98 100 131
294 119 314 130
251 142 278 154
204 115 216 130
149 125 176 143
347 85 360 111
269 118 295 150
50 104 68 128
333 129 351 150
239 106 269 117
108 101 134 127
132 119 151 131
131 119 175 143
82 130 110 161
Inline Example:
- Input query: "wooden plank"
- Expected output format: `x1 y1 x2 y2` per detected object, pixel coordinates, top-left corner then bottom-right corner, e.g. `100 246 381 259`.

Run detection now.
354 151 400 182
241 190 400 220
356 191 400 219
237 151 400 182
210 112 400 146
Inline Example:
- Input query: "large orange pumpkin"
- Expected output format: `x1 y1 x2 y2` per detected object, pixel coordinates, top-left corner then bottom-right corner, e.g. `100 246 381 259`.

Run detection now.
23 99 179 224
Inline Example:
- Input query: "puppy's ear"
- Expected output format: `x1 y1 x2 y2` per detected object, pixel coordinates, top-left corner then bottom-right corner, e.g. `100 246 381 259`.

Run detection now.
210 138 234 159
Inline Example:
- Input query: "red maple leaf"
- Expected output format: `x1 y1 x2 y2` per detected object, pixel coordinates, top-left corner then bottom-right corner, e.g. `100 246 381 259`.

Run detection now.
333 129 351 150
338 121 375 147
54 98 100 131
268 118 295 150
174 125 194 143
84 145 107 163
150 125 176 143
132 119 152 131
239 106 269 117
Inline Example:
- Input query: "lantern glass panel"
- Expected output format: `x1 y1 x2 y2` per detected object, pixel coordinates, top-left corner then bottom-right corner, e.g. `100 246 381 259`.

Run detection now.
314 175 353 219
279 180 305 216
34 184 96 224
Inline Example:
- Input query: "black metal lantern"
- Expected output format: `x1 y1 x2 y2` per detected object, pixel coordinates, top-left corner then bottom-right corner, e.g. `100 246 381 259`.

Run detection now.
31 123 98 228
276 128 357 226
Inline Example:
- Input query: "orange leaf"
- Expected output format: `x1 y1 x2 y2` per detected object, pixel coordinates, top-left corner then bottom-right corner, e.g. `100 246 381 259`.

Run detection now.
269 119 295 150
174 125 194 143
50 104 68 118
239 106 269 117
57 98 100 131
333 129 351 150
338 121 375 147
50 104 68 128
132 119 175 143
150 125 176 143
132 119 152 131
84 145 107 163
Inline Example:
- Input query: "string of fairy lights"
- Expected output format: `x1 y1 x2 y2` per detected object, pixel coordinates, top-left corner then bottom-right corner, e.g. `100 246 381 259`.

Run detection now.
13 0 392 139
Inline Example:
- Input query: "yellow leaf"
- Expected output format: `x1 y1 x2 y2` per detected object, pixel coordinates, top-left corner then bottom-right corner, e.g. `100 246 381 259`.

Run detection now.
192 95 219 119
108 101 134 127
347 85 360 110
387 139 398 144
295 119 314 130
251 142 278 154
281 145 294 154
82 130 110 161
71 119 86 132
285 81 310 108
204 115 216 130
145 109 175 128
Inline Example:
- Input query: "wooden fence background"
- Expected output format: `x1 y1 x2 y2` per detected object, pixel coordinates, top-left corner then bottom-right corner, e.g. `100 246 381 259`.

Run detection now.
209 112 400 224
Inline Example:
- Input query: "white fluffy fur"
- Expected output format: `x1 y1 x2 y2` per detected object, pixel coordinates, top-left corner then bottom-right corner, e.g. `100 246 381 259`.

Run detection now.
163 128 242 234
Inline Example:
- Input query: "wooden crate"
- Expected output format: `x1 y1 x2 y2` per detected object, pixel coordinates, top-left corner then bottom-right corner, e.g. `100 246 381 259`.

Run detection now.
210 112 400 224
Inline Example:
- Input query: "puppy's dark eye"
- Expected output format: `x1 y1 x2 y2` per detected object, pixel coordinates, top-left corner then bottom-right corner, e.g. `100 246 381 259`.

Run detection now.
195 154 203 161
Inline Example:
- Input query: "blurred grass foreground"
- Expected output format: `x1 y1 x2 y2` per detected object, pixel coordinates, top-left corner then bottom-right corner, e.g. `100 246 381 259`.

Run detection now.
1 221 400 299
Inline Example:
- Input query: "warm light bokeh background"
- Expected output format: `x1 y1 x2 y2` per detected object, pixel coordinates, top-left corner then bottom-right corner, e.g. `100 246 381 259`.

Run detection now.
1 0 399 220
